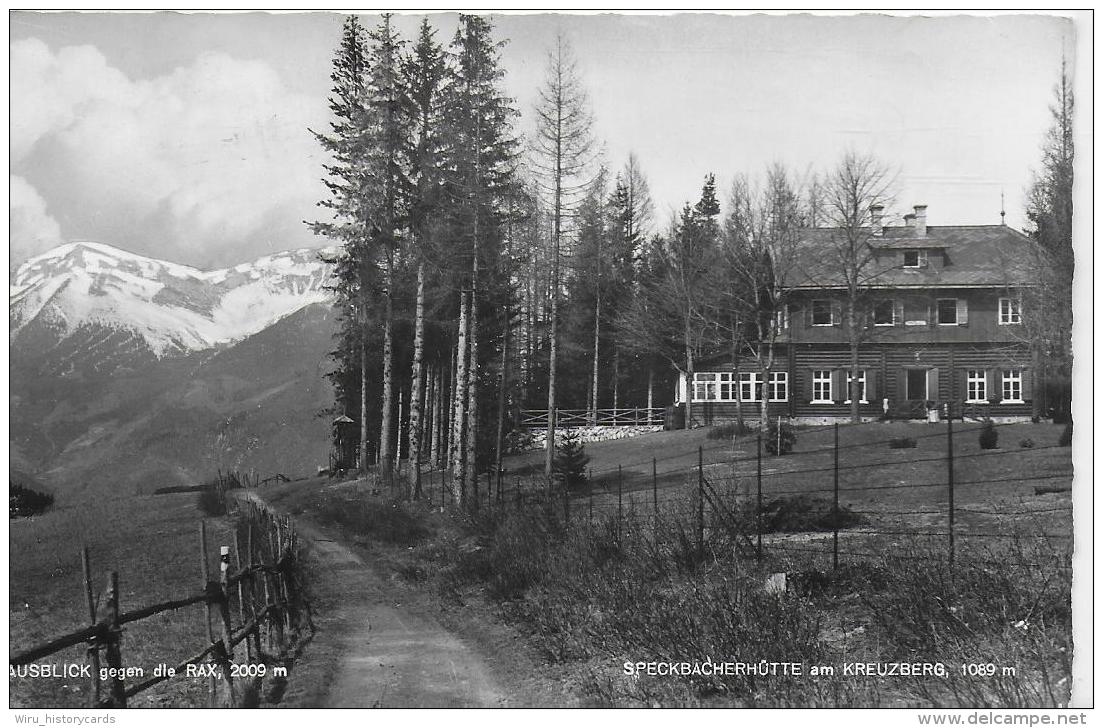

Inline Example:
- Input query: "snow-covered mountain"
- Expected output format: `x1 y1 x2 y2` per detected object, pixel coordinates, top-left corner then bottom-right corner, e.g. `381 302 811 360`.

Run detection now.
10 242 337 372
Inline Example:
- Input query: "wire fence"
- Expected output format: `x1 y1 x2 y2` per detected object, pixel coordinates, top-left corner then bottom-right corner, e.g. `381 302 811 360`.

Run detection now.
409 419 1074 574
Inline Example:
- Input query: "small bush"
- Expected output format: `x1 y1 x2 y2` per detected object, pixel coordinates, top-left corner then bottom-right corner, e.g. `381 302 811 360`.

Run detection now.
707 421 755 440
757 495 865 533
889 436 917 449
1059 421 1072 447
978 419 999 450
9 482 54 518
552 431 590 492
1019 438 1035 449
316 495 430 546
764 420 796 455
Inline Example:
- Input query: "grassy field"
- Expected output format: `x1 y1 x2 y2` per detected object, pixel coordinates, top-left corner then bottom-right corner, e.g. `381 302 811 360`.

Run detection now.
9 491 238 708
266 419 1075 707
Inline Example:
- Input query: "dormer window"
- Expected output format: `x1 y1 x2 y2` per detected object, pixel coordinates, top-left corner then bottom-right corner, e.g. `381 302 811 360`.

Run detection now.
903 249 927 268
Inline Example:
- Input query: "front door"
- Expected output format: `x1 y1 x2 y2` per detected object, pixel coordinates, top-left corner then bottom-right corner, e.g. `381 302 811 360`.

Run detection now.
906 368 928 401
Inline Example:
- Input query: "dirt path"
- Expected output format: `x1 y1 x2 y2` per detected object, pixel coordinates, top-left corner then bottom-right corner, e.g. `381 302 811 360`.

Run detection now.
303 527 509 708
236 490 511 708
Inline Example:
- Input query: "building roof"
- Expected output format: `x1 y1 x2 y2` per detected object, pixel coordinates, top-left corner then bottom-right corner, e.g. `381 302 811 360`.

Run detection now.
790 224 1038 289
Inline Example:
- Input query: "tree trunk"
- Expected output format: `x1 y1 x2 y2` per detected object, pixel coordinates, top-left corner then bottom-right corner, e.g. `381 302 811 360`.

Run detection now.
395 388 404 468
451 294 469 502
465 292 479 502
684 320 694 430
848 296 860 424
646 364 654 412
495 300 511 485
408 261 426 497
359 317 370 472
430 363 443 469
731 316 744 428
591 290 600 424
546 246 559 483
379 251 395 471
612 345 620 411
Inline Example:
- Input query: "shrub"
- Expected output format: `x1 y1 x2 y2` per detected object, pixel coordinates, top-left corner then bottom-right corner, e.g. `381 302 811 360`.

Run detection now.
552 431 590 491
707 421 755 440
196 480 227 516
1059 421 1072 447
1019 438 1035 449
889 436 917 449
764 420 795 455
756 495 865 533
978 419 999 450
9 482 54 518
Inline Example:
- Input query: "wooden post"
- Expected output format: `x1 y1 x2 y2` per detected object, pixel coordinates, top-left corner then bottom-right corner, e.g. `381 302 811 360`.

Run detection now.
198 522 218 707
833 422 840 570
948 419 955 570
617 465 623 542
81 548 102 707
218 545 239 707
652 458 658 519
756 435 763 561
697 446 704 557
104 571 126 707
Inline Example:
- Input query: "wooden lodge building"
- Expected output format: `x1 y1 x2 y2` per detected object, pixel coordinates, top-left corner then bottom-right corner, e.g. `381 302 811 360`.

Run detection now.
675 205 1041 425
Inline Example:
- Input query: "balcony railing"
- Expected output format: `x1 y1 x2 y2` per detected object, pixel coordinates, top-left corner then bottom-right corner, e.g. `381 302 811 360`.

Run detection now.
519 408 665 428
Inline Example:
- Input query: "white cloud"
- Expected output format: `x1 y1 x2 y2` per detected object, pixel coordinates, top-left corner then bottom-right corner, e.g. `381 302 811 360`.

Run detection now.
9 175 64 270
9 37 328 267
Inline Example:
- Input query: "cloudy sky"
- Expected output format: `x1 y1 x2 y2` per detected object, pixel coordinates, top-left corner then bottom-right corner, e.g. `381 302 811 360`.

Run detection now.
9 11 1079 271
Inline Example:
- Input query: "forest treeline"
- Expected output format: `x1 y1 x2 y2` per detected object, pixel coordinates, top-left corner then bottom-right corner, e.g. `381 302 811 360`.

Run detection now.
308 14 1074 506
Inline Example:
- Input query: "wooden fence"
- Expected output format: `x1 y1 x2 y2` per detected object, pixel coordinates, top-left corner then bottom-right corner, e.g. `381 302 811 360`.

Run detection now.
519 407 665 428
9 496 308 708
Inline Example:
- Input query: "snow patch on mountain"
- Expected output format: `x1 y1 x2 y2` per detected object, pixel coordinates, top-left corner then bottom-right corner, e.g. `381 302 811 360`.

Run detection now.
10 241 337 357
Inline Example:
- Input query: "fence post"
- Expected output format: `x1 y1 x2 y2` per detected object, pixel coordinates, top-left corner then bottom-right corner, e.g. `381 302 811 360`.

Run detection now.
104 571 126 708
617 465 623 542
697 446 705 557
199 521 216 707
756 434 763 561
217 545 239 707
833 422 840 570
948 419 955 571
81 548 101 708
652 458 658 519
588 486 593 530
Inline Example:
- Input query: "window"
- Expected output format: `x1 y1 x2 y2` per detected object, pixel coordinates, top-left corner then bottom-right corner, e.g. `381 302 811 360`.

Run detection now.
774 306 789 332
739 372 761 402
718 373 736 401
1002 369 1023 403
873 299 895 326
966 370 987 403
811 300 833 326
693 372 717 401
693 372 739 402
770 372 789 402
844 370 867 404
999 297 1022 325
811 370 832 403
903 249 925 268
937 298 959 325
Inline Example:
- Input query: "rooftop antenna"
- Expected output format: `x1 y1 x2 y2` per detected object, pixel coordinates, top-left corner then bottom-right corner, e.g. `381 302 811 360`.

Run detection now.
1000 190 1006 226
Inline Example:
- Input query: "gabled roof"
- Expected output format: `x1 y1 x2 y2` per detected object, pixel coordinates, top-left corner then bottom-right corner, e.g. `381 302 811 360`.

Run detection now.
790 224 1037 289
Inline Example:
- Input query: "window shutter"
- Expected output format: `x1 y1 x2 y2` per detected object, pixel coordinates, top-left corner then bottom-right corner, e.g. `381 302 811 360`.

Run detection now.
831 301 842 326
832 370 846 403
1022 369 1033 401
897 369 908 402
926 368 940 401
919 250 929 268
803 303 811 328
866 371 877 401
990 369 1003 401
806 369 816 403
957 369 968 401
894 300 904 326
956 298 968 326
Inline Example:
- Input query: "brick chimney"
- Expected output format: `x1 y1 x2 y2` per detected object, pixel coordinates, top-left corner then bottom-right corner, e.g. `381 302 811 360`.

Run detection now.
903 212 916 229
914 204 928 237
870 204 884 236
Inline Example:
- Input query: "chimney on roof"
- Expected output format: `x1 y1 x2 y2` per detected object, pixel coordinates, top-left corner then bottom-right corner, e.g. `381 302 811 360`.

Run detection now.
870 204 884 236
914 204 928 237
903 212 916 229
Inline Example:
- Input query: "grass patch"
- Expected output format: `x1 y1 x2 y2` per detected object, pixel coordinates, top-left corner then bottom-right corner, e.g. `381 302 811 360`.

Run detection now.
348 490 1071 707
706 421 755 440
